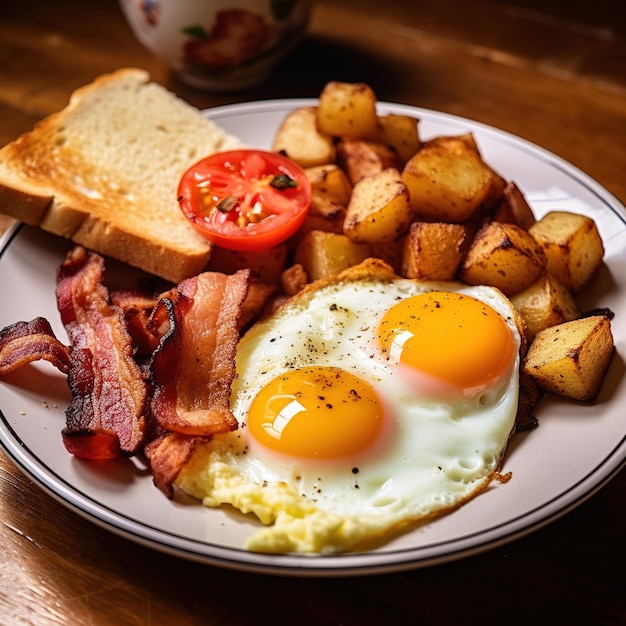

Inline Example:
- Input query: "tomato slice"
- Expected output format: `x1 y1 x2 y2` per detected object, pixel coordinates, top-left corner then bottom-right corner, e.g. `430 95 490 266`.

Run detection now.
178 149 312 251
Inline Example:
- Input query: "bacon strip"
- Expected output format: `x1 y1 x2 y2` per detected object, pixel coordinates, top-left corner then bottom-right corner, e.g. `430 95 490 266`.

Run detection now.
144 429 203 498
0 317 70 376
149 269 250 437
56 247 147 458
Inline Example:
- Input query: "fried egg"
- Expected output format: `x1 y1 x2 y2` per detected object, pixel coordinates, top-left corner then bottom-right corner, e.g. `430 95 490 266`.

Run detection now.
176 259 522 554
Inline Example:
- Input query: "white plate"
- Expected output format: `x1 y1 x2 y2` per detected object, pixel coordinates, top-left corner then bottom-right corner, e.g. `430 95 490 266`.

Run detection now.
1 100 625 577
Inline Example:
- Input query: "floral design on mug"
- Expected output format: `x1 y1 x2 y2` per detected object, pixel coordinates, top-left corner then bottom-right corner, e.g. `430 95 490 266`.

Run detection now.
140 0 160 27
182 9 272 71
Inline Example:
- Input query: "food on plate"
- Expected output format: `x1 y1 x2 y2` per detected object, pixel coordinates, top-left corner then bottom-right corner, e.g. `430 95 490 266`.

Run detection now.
337 137 401 185
175 259 523 553
401 222 469 281
177 149 312 252
522 315 614 402
343 167 412 243
316 81 380 139
206 242 288 287
401 134 505 223
511 274 582 342
293 230 371 282
292 163 352 243
0 68 241 283
528 211 605 295
0 75 618 555
273 107 337 167
459 221 548 296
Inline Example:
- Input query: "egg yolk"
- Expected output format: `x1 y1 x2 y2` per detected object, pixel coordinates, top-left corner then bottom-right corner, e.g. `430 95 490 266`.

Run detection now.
247 366 385 459
377 291 516 395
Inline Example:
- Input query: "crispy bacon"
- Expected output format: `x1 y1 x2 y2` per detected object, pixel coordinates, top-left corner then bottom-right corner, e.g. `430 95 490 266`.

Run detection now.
0 317 70 376
56 247 147 458
144 429 204 498
2 246 256 492
149 269 250 437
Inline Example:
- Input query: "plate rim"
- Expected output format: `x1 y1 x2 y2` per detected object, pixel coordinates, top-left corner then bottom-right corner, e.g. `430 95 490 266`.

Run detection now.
1 98 625 577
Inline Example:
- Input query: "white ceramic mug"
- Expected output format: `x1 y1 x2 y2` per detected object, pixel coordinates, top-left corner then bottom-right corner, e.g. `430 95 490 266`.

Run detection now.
119 0 312 91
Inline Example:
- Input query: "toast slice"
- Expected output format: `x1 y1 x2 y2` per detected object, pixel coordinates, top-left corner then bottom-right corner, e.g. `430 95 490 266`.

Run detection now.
0 68 241 283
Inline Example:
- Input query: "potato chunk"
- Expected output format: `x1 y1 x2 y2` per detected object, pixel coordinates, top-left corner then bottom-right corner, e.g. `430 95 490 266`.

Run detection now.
293 230 371 281
337 138 401 185
401 222 468 280
317 81 380 139
528 211 604 294
272 106 336 167
402 135 497 222
376 113 421 165
280 262 308 296
459 222 547 295
511 273 581 342
491 181 537 230
523 315 614 401
293 164 352 243
343 168 412 244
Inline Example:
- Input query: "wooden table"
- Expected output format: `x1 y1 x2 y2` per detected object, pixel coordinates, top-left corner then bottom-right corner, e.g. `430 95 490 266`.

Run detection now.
1 1 625 623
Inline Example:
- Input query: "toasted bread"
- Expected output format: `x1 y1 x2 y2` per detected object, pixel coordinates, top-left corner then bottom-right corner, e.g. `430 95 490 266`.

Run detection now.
0 68 241 283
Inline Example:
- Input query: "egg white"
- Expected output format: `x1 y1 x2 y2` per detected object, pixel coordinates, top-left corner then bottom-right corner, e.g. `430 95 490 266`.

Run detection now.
176 264 522 554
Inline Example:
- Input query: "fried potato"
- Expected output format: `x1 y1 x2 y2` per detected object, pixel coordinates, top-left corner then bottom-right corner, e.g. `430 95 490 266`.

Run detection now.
293 230 371 281
343 168 412 244
337 138 401 185
369 236 406 274
293 164 352 243
376 113 421 165
206 244 288 286
511 273 582 342
402 134 497 222
280 262 308 296
317 81 380 139
272 106 336 167
401 221 468 280
491 181 537 230
305 163 352 205
523 315 614 401
459 221 547 296
528 211 604 294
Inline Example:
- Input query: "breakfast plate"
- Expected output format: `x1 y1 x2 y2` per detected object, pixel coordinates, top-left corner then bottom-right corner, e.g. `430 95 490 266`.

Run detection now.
1 100 625 576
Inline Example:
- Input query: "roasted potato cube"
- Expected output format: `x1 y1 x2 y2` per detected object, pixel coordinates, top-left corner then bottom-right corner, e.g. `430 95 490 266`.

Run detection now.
317 81 380 139
402 134 497 222
459 222 547 295
293 164 352 243
523 315 614 401
206 244 288 286
272 106 336 168
305 163 352 205
401 222 468 280
343 168 412 244
280 262 308 296
376 113 421 165
293 230 371 281
528 211 604 294
474 167 508 218
491 181 537 230
369 235 406 274
337 138 401 185
511 273 581 342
